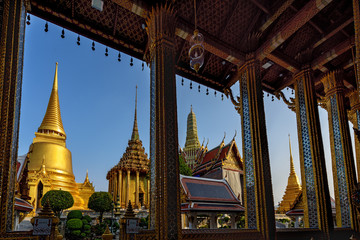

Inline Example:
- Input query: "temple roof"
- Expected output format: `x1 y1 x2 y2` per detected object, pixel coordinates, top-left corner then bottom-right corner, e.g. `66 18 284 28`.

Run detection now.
192 138 242 176
106 88 149 178
38 63 66 137
180 175 240 204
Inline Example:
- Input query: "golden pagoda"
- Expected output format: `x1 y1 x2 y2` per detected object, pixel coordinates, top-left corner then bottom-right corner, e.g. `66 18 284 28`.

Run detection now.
77 170 95 209
106 86 150 209
182 106 203 171
278 135 302 213
26 63 94 212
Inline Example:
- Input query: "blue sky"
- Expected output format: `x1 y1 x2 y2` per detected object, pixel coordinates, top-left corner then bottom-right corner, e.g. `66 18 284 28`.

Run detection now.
19 15 355 205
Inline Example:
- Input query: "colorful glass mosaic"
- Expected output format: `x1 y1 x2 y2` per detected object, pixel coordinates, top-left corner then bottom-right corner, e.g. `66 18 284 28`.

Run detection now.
330 96 351 227
6 3 26 231
297 79 318 228
241 72 257 229
149 59 156 229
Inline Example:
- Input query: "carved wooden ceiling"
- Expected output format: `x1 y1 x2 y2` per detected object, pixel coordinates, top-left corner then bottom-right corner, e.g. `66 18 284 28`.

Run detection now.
28 0 356 97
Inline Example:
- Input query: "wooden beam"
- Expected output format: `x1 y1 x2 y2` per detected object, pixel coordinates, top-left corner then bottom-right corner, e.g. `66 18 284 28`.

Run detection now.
256 0 333 61
267 50 300 73
259 0 294 32
312 37 354 72
249 0 270 14
290 5 324 34
313 18 354 48
112 0 245 66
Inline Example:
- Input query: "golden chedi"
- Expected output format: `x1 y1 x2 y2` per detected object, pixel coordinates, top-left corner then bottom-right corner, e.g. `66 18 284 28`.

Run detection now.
278 135 302 213
26 63 94 212
107 86 150 209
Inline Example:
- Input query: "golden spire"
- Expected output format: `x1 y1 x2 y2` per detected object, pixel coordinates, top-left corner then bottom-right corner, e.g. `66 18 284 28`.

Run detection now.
289 134 295 174
84 169 90 183
131 85 139 141
38 63 66 137
184 105 201 149
278 134 302 213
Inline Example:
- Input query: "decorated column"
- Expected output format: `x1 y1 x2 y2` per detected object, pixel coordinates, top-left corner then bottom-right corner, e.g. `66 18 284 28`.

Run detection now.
126 170 130 206
348 91 360 182
135 171 139 208
293 52 333 235
145 4 181 240
238 53 275 240
0 0 26 231
321 70 357 229
118 170 122 207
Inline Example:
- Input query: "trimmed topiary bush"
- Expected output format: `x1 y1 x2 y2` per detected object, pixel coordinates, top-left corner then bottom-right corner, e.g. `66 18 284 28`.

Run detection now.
82 215 92 223
81 219 88 225
71 230 81 236
66 219 83 230
41 190 74 217
88 192 112 223
67 210 83 220
83 224 91 230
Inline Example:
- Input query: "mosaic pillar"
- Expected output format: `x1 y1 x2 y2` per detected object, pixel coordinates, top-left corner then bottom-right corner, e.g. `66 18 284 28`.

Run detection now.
348 91 360 183
321 70 357 229
146 4 181 240
294 67 333 235
238 54 275 240
0 0 26 233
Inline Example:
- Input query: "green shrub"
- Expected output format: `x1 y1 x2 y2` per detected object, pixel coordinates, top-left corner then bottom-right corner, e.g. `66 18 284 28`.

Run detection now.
41 190 74 217
81 219 88 225
84 229 91 234
67 210 82 220
83 224 91 230
66 219 83 230
81 233 86 237
88 192 112 223
82 215 92 223
71 230 81 236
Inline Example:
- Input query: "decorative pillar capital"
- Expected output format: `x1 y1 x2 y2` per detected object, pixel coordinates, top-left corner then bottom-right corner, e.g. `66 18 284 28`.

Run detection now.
321 69 345 97
145 4 177 63
349 91 360 112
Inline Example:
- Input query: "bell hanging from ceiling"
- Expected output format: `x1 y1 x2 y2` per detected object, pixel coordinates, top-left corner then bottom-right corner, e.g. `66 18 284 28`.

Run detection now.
189 29 204 73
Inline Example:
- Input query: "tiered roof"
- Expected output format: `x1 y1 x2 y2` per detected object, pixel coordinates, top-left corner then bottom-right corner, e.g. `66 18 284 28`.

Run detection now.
106 87 149 178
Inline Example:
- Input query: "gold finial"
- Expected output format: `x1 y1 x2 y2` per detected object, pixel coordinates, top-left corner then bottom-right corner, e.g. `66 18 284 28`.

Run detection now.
38 63 66 137
184 106 201 149
131 86 139 141
289 134 295 174
84 169 90 183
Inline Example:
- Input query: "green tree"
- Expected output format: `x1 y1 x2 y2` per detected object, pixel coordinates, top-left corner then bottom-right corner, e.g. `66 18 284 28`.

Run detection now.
88 192 112 223
179 154 192 176
41 190 74 217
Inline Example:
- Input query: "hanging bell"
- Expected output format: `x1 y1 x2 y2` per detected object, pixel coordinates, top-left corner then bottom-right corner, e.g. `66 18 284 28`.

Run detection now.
190 82 193 89
61 29 65 38
130 58 133 66
142 62 144 71
221 94 224 101
181 78 184 86
118 52 121 62
272 96 274 101
105 47 108 57
77 36 80 46
92 41 95 51
206 88 209 95
44 22 48 32
198 85 201 92
292 89 294 94
26 14 30 25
